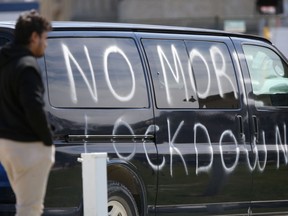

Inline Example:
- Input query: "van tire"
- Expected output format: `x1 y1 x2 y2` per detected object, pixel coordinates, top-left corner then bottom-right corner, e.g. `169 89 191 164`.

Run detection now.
108 181 139 216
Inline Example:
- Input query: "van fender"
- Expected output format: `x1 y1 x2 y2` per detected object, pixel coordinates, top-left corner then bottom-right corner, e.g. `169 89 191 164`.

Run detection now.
107 159 148 216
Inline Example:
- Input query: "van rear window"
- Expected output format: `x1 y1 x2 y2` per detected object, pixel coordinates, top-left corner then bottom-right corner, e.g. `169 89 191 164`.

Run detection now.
142 39 240 109
45 37 149 108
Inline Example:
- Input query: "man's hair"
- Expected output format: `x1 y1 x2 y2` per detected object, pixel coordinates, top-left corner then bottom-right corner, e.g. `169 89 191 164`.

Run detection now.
14 10 52 45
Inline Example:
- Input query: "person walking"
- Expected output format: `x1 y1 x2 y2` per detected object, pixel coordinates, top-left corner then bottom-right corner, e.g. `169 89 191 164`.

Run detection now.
0 10 54 216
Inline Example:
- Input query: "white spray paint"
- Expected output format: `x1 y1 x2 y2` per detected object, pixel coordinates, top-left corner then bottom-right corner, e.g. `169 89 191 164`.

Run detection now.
112 118 136 161
257 131 267 172
194 123 214 175
210 46 238 99
103 46 136 102
143 125 165 171
189 49 211 99
59 41 288 176
62 44 98 103
157 45 189 104
61 42 239 106
275 124 288 168
80 113 288 177
167 119 188 176
219 130 240 174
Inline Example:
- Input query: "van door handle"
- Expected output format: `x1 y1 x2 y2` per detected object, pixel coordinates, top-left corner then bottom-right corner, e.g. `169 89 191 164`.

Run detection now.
252 115 259 142
236 115 244 140
65 134 154 143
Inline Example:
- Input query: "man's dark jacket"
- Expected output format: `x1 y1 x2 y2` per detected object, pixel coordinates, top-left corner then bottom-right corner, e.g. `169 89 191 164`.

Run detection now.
0 43 52 146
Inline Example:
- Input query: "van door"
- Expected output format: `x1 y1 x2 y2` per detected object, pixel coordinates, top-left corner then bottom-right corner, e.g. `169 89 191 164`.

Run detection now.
43 32 158 214
140 33 252 215
234 37 288 215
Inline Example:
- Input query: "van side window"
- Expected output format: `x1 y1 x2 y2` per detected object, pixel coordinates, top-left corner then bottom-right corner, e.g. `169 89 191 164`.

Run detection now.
143 40 199 108
45 38 149 108
243 45 288 107
142 39 239 109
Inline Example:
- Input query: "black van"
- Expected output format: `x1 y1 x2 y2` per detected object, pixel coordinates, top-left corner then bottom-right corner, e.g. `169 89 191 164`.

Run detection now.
1 21 288 216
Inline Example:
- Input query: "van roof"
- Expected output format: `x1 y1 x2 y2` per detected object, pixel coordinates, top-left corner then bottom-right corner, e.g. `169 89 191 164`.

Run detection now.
0 21 270 44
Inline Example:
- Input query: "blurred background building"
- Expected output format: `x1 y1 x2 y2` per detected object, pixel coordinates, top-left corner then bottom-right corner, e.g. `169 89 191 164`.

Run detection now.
0 0 288 56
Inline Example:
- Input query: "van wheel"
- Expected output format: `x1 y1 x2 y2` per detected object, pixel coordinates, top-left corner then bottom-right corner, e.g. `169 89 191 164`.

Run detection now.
108 181 139 216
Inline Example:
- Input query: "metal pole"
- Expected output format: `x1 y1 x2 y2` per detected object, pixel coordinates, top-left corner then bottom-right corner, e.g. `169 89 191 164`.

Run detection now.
80 152 108 216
